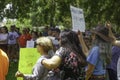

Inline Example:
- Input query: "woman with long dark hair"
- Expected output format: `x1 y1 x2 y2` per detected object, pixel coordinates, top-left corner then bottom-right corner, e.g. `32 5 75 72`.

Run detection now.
41 30 86 80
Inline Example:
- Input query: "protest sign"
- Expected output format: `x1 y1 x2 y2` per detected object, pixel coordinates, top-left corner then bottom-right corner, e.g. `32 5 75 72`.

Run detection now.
17 48 40 80
70 5 85 32
26 40 35 48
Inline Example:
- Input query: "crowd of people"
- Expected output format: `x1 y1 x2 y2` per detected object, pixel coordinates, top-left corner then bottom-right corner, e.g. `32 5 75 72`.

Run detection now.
0 22 120 80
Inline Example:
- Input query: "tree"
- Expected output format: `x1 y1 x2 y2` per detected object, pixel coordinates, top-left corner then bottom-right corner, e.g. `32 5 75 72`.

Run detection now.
1 0 120 33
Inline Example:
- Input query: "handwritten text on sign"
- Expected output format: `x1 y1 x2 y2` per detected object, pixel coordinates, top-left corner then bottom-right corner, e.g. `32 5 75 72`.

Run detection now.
70 6 85 32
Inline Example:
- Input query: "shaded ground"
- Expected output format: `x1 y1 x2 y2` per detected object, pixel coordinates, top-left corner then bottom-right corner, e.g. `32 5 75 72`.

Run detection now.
6 62 18 80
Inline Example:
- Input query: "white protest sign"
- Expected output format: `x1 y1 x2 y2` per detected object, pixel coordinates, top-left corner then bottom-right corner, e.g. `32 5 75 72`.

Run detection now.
70 5 85 32
52 39 59 45
26 40 35 48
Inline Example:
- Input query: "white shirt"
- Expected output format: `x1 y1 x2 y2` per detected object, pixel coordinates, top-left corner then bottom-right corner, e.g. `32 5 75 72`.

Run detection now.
8 31 19 44
0 33 8 44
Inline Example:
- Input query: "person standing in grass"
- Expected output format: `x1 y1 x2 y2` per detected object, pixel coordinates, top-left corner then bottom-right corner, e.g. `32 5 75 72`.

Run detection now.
0 49 9 80
15 37 53 80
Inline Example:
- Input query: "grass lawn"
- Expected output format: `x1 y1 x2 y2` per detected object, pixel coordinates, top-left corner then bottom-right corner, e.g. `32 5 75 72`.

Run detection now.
6 62 18 80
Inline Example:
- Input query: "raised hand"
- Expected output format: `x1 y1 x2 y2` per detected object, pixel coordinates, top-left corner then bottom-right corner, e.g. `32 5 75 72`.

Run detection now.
15 71 24 77
105 21 112 29
77 30 83 37
77 30 89 56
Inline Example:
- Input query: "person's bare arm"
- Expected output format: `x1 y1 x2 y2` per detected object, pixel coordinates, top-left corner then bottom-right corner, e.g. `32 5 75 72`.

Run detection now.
113 40 120 47
105 21 120 47
42 55 62 69
78 31 89 56
85 63 95 80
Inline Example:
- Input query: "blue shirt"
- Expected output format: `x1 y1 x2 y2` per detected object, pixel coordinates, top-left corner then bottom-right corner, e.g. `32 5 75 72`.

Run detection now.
87 46 105 75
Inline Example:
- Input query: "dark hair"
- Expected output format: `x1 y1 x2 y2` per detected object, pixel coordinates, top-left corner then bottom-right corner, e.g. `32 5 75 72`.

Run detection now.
31 31 38 37
11 25 16 27
55 28 61 33
2 26 8 33
10 25 16 31
60 30 86 64
50 28 61 33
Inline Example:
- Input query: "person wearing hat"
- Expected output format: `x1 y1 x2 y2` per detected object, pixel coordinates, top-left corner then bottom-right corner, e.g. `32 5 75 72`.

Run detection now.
85 25 112 80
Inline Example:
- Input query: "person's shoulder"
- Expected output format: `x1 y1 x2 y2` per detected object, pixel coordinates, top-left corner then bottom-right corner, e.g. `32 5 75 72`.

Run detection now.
112 46 120 49
92 46 99 51
38 55 50 62
37 56 46 64
112 46 120 53
55 47 65 57
88 46 99 56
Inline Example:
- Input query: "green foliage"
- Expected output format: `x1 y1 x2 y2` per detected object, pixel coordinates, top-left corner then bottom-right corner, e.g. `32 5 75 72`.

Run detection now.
0 0 7 21
6 62 18 80
1 0 120 33
5 18 32 31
